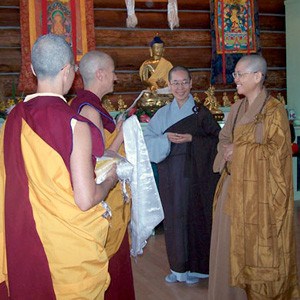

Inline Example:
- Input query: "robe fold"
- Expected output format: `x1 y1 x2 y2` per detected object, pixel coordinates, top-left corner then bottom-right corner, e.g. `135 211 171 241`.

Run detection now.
0 95 110 300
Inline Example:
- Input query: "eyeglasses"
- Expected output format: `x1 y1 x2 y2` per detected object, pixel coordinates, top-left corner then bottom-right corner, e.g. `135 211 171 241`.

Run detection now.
232 71 264 79
170 81 190 87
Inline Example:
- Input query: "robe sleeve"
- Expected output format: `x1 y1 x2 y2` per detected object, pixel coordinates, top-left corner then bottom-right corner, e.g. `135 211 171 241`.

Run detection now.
213 104 237 173
191 107 220 179
144 110 171 164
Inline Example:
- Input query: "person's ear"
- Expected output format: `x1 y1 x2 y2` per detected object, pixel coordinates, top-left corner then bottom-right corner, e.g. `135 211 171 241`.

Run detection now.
254 71 263 83
31 64 36 77
96 69 104 81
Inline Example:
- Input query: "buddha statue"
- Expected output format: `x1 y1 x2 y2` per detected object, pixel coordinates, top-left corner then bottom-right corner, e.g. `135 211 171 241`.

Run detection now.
139 36 173 91
222 92 231 107
204 85 224 120
117 95 127 111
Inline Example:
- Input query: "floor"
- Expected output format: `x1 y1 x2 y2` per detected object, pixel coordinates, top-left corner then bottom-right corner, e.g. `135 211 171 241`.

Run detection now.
131 200 300 300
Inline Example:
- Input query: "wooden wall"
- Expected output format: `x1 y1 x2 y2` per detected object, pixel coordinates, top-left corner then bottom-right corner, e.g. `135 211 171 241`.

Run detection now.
0 0 286 106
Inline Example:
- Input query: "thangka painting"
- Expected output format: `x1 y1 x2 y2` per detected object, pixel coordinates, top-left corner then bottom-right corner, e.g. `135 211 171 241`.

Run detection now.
18 0 95 92
210 0 260 84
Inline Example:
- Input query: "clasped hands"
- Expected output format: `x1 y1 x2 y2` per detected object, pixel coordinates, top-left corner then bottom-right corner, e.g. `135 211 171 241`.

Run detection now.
223 144 233 162
167 132 192 143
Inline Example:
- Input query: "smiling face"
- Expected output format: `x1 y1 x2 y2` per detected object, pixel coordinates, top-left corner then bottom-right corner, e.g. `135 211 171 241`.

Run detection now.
234 60 258 97
168 69 192 105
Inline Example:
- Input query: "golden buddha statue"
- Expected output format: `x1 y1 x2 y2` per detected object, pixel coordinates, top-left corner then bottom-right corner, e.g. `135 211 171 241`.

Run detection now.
204 85 224 120
233 92 240 103
102 97 115 112
193 93 201 104
117 95 127 111
139 36 173 91
222 92 231 107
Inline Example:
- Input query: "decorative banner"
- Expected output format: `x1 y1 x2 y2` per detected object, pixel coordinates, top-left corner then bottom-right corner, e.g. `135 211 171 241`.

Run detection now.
210 0 260 84
18 0 96 93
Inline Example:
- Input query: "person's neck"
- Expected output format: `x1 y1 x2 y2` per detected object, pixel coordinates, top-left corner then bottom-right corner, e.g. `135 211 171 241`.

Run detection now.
176 97 189 109
36 81 63 95
246 86 263 107
86 86 104 101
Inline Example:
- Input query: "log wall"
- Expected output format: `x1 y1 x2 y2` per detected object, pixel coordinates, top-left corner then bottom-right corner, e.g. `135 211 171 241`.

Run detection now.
0 0 286 106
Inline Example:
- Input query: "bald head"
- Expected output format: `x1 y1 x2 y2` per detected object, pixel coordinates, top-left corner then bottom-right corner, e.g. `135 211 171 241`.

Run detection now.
79 51 114 87
31 34 73 80
237 55 267 82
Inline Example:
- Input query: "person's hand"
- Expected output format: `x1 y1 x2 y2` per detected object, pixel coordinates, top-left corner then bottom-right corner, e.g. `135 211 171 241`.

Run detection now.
105 164 118 188
223 144 233 161
167 132 192 143
115 119 123 131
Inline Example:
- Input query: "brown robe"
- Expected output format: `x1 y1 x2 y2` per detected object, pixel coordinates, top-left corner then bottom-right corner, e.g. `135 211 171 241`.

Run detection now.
209 88 300 299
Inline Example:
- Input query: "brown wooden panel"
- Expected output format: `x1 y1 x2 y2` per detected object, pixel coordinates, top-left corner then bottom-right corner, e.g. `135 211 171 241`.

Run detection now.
0 29 20 47
0 27 285 51
260 31 286 48
94 0 285 14
94 0 209 10
95 29 212 47
0 46 285 73
0 0 19 6
259 15 285 31
95 10 284 31
0 7 19 27
0 74 20 98
97 47 212 69
94 10 210 29
95 29 285 48
262 48 286 68
0 49 21 73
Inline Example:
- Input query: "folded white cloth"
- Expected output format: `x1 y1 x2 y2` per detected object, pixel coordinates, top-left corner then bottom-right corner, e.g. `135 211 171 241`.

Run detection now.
123 115 164 256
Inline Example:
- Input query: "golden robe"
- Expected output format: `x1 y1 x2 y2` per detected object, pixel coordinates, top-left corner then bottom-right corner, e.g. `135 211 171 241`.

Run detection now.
139 57 173 90
212 88 300 299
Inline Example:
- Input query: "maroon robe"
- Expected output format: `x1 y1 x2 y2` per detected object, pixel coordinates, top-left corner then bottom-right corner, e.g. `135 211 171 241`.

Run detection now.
0 96 104 299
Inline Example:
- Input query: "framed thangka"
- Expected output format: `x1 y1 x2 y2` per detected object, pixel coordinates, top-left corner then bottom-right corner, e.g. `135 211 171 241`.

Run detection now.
18 0 95 92
210 0 260 84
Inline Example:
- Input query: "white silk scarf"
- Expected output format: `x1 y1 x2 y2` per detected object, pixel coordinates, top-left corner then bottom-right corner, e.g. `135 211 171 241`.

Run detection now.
123 115 164 256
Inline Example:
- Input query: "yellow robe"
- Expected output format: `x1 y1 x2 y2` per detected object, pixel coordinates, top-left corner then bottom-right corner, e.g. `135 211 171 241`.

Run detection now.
104 129 131 259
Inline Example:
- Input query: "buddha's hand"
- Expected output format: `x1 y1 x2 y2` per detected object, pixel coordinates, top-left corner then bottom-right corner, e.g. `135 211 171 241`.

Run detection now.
156 78 166 88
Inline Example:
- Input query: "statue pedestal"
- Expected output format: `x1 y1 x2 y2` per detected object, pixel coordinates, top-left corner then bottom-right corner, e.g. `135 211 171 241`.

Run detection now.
137 91 173 116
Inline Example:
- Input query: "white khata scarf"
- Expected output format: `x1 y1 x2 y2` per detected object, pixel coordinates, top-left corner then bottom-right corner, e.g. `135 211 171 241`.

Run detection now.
125 0 179 30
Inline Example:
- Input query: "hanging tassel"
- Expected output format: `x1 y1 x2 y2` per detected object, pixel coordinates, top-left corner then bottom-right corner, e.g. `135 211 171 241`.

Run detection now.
167 0 179 30
125 0 138 28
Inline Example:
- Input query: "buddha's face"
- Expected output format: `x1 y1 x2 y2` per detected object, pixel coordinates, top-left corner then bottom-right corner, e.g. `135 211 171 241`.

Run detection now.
151 43 164 59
